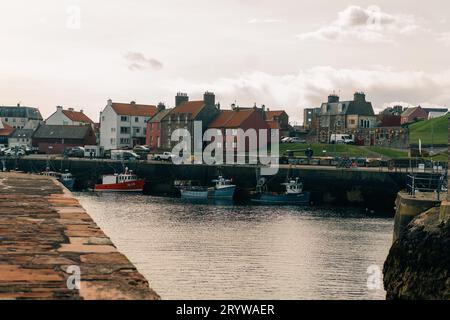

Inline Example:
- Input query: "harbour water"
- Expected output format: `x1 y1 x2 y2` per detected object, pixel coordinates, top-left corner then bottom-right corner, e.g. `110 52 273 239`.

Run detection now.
75 192 394 300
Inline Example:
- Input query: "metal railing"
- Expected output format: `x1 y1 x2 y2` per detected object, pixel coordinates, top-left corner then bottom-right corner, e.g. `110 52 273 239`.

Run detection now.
407 173 448 200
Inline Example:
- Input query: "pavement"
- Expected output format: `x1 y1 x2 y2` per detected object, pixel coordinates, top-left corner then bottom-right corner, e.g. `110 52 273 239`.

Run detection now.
0 172 160 300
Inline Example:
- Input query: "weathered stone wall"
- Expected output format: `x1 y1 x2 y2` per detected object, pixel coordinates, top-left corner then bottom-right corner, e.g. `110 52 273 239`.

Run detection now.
0 172 160 300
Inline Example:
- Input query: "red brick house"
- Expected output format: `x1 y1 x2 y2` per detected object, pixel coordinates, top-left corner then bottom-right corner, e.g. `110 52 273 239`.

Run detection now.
32 124 96 154
208 107 270 155
265 110 290 136
146 104 171 150
401 106 428 125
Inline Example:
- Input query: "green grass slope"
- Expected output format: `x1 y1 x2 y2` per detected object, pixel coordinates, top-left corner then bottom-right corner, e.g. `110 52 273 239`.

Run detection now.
409 115 448 145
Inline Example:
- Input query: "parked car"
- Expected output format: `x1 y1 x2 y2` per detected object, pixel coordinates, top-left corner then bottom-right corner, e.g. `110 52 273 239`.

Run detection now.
64 147 85 158
133 145 150 152
152 152 175 162
281 137 292 143
289 137 306 144
4 147 26 157
111 150 140 160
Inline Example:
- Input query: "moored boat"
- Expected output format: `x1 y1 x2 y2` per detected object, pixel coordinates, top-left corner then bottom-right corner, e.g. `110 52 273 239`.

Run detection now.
59 171 75 190
41 168 75 191
177 176 236 200
94 168 145 192
251 177 310 205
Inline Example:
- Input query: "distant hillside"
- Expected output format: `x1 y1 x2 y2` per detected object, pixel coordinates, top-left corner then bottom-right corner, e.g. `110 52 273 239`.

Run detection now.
409 115 448 145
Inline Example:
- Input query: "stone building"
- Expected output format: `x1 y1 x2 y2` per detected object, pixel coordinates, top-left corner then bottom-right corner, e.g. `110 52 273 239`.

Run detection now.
0 104 43 129
317 92 377 143
159 92 220 151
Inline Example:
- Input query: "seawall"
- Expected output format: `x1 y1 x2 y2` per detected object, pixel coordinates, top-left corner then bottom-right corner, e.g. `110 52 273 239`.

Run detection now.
0 172 160 300
10 157 415 211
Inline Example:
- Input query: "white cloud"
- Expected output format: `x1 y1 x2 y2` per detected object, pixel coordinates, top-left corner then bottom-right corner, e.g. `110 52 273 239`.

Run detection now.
124 52 163 71
297 5 420 43
166 66 450 123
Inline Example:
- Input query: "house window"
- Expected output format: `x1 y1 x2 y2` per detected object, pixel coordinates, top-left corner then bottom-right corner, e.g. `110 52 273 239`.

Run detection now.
120 127 130 134
111 127 116 132
350 119 355 125
110 138 116 145
232 129 238 135
121 116 129 122
120 138 130 144
102 116 105 122
135 117 139 122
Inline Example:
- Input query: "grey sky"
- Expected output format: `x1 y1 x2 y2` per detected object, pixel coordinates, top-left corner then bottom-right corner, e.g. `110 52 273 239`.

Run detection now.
1 0 449 123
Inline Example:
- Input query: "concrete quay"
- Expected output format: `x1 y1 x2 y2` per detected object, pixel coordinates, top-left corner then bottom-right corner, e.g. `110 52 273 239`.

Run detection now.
0 172 160 300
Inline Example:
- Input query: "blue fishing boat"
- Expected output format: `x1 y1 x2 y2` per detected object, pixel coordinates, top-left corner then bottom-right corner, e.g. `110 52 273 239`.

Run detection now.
177 176 236 200
59 171 75 191
41 169 75 191
251 177 310 205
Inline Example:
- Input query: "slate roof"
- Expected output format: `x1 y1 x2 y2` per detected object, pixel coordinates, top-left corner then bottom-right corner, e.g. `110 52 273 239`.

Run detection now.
148 109 172 123
0 106 43 120
320 100 375 116
33 125 92 140
9 129 34 139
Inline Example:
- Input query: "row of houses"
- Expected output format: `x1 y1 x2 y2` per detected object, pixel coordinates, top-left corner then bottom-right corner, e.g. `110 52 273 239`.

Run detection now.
0 104 97 153
302 92 447 146
0 91 290 154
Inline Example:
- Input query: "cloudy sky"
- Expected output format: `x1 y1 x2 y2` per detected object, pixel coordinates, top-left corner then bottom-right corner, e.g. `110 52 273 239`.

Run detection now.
1 0 449 123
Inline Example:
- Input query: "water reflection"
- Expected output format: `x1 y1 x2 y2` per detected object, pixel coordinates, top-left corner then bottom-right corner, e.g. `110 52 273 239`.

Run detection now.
75 192 393 300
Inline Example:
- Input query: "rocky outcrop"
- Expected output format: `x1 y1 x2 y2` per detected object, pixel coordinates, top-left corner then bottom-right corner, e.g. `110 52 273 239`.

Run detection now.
383 206 450 300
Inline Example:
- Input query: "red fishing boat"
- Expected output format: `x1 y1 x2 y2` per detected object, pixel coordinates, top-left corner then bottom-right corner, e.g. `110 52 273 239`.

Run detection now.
94 168 145 192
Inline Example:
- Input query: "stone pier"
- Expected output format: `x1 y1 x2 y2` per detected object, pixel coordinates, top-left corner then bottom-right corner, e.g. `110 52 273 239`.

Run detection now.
0 172 160 300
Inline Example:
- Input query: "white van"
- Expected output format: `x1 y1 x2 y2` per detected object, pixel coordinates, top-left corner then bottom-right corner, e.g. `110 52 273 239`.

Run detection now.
330 134 354 144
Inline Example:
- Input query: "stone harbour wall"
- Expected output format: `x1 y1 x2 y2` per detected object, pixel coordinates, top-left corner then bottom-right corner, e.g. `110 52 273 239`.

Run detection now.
0 172 160 300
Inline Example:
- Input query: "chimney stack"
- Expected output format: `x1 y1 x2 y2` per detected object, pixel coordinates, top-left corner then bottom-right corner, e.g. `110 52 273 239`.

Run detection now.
57 106 63 111
354 92 366 102
203 91 215 107
328 94 340 103
157 102 166 112
68 107 74 111
175 92 189 107
130 101 136 105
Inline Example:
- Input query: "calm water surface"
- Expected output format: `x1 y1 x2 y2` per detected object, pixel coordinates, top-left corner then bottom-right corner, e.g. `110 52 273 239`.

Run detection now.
75 193 393 300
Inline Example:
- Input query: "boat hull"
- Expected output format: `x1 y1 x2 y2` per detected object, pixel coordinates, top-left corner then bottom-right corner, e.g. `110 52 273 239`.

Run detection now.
251 191 311 205
94 179 145 192
180 189 209 199
210 185 236 200
180 185 236 200
59 178 75 191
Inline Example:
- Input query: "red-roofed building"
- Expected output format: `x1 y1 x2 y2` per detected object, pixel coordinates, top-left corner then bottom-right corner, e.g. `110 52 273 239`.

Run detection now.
159 92 220 150
208 106 271 156
46 106 94 126
265 110 290 136
0 121 14 146
100 99 157 150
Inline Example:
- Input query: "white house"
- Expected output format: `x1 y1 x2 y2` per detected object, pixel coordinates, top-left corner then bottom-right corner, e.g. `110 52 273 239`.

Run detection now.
99 99 157 150
45 106 94 126
8 129 34 148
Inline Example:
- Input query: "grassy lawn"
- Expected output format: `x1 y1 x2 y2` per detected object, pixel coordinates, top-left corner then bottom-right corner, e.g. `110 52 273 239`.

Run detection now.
366 146 409 158
409 115 448 145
